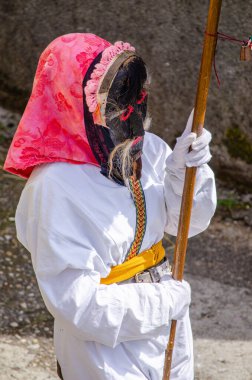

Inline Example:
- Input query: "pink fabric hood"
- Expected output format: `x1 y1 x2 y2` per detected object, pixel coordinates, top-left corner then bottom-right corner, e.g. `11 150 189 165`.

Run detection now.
4 33 111 178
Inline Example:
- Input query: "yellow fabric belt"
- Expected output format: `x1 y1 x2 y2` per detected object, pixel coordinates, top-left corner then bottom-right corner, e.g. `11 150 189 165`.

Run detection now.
100 240 165 285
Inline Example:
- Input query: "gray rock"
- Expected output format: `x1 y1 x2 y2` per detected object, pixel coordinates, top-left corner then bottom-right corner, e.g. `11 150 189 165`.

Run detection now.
10 322 19 328
231 208 252 226
28 344 40 350
0 1 251 187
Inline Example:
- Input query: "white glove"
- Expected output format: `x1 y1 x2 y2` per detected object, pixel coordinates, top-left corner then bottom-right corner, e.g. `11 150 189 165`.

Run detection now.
167 109 212 171
161 275 191 320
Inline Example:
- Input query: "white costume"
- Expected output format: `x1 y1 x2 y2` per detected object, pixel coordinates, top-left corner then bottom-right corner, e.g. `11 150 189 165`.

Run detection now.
15 132 216 380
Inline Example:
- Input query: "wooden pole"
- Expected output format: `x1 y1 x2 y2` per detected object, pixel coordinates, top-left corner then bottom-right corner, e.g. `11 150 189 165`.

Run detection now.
162 1 222 379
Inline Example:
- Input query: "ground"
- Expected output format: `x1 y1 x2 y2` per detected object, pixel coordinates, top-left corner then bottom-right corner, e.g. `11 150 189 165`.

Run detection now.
0 107 251 379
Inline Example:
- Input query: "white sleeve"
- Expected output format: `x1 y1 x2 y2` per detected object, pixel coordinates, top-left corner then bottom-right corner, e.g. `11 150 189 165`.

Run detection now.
15 171 180 348
144 133 216 238
164 159 217 237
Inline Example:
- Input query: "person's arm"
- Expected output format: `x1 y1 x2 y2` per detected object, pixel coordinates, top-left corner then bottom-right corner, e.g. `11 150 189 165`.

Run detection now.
16 170 190 348
164 110 217 237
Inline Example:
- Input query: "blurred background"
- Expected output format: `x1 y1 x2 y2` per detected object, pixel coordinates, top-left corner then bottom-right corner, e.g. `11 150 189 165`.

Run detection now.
0 1 251 379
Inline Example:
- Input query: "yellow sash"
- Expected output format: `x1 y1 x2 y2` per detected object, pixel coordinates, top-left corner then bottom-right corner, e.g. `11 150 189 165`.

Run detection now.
100 240 165 285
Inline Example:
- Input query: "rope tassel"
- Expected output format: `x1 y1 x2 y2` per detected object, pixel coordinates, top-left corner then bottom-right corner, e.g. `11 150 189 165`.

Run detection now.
205 32 252 86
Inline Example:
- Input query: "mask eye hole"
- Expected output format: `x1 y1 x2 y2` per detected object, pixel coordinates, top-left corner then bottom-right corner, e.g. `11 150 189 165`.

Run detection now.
106 109 125 122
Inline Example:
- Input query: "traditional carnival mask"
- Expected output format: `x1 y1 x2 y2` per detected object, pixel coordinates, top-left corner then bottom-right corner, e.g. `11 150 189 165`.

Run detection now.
83 41 148 183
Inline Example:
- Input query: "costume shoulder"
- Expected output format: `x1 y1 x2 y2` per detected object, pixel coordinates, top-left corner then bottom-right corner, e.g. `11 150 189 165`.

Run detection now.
16 162 114 276
144 131 172 155
18 162 99 239
27 162 86 188
143 132 172 180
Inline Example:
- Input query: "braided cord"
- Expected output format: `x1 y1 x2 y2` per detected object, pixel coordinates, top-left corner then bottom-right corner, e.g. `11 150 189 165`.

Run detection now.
124 177 147 261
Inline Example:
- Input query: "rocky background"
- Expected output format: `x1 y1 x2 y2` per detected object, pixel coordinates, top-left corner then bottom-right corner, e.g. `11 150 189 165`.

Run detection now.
0 1 252 379
0 0 252 188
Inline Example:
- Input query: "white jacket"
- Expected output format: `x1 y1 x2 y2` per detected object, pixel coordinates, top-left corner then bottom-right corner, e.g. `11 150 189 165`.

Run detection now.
15 132 216 380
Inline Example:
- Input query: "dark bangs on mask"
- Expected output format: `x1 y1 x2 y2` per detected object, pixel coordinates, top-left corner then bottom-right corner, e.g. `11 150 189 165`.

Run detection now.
105 56 148 146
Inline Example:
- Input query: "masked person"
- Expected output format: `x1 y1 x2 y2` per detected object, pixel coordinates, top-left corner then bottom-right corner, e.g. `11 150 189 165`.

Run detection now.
4 33 216 380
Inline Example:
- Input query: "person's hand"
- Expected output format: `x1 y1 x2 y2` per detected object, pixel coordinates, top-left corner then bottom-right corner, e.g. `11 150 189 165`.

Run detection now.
161 274 191 320
167 109 212 171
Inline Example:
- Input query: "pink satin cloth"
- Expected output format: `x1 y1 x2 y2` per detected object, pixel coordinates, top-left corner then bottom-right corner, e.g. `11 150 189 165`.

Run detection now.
4 33 111 178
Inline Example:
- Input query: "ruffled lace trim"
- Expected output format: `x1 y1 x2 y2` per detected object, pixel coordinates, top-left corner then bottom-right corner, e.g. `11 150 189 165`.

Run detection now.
84 41 135 113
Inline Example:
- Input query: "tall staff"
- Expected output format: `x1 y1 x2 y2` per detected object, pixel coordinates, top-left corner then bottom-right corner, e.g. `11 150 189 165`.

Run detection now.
163 1 223 379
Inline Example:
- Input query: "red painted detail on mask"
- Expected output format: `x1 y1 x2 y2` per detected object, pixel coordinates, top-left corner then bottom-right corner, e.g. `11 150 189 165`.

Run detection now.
120 105 134 121
131 136 143 147
136 91 147 104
